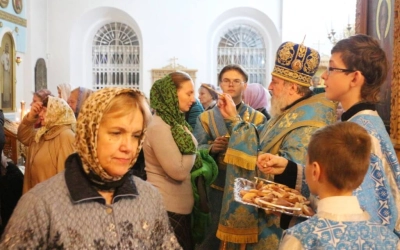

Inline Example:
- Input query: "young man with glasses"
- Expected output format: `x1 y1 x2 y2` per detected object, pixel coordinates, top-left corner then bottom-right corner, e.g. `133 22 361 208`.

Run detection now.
216 42 337 249
321 34 400 236
193 64 266 249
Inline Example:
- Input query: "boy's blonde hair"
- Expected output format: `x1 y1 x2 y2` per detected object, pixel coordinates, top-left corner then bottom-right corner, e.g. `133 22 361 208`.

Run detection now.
308 122 371 191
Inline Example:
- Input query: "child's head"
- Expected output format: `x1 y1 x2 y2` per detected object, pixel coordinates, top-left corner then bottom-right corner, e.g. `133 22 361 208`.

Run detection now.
322 34 387 104
306 122 371 196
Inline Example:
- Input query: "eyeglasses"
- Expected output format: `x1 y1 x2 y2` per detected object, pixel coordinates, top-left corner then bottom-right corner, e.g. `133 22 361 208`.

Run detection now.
326 67 355 76
220 78 243 86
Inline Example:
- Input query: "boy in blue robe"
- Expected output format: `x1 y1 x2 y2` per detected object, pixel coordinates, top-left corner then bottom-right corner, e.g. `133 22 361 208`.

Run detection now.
276 122 399 249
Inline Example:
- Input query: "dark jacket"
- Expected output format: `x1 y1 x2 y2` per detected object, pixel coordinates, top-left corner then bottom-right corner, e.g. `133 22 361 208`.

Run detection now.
0 110 4 157
0 161 23 236
185 99 204 130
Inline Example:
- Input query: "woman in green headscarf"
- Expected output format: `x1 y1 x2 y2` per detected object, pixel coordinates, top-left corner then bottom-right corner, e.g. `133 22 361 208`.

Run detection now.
144 71 197 250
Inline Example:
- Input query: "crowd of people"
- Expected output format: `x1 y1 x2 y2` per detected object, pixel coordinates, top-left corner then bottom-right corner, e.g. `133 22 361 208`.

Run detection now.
0 34 399 249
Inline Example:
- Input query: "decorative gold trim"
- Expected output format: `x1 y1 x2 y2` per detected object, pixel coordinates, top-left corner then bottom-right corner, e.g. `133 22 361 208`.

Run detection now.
271 65 312 87
210 184 224 191
0 0 9 8
0 9 27 27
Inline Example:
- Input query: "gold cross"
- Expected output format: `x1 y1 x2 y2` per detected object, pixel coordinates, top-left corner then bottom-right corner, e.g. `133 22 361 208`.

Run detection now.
170 57 178 68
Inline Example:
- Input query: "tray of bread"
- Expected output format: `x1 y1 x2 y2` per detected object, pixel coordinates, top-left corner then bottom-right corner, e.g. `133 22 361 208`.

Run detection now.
234 177 315 218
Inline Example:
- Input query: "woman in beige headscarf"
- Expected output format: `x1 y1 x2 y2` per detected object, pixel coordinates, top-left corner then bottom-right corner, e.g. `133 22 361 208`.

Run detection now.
57 83 71 102
17 96 76 193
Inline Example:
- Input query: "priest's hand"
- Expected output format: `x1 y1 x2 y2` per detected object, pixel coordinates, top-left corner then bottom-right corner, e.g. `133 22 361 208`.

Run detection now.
257 153 288 175
210 136 228 154
217 93 238 119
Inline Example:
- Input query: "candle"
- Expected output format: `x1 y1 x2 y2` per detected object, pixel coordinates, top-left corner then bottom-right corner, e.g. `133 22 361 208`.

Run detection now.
20 101 25 121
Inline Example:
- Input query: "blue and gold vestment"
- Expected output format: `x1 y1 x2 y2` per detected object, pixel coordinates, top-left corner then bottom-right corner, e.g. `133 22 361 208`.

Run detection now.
193 103 265 249
216 94 337 249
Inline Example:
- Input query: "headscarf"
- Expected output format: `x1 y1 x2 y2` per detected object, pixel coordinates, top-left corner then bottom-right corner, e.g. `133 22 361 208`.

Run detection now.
201 83 218 100
243 83 270 111
150 74 202 169
75 87 94 118
34 96 76 143
75 87 146 184
57 83 71 101
33 89 52 101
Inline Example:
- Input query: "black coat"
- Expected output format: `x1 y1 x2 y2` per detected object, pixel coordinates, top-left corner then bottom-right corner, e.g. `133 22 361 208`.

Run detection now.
0 110 4 157
0 162 23 236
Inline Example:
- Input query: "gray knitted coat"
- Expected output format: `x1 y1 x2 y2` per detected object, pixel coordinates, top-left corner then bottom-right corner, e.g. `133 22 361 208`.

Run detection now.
0 153 182 250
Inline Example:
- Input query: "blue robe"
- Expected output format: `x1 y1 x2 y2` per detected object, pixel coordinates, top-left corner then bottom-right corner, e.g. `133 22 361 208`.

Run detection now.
283 214 399 249
193 103 265 249
217 94 337 249
349 110 400 236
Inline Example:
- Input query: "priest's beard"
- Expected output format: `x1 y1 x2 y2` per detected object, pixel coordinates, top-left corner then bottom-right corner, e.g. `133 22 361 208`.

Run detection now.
270 89 291 118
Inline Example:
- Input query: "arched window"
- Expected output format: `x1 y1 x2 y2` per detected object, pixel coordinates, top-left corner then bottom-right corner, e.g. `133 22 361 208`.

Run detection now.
92 22 140 90
217 24 266 85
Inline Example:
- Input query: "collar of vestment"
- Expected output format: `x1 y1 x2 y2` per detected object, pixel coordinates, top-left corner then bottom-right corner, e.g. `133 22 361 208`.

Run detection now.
282 92 313 112
236 102 243 110
317 196 369 221
64 153 138 205
341 102 376 121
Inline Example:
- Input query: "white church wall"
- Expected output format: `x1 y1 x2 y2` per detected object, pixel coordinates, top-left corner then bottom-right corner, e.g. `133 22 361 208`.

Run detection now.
25 0 281 99
24 0 47 100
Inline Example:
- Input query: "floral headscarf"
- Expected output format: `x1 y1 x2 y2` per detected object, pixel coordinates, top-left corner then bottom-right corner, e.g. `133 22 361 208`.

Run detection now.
34 96 76 143
75 87 146 183
57 83 71 101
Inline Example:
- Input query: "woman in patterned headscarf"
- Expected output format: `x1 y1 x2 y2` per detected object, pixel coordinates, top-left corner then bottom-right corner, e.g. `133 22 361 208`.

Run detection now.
17 96 76 193
144 71 198 250
2 88 182 249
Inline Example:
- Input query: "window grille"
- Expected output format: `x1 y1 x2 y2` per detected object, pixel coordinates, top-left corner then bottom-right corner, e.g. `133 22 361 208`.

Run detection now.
92 22 140 90
217 24 266 85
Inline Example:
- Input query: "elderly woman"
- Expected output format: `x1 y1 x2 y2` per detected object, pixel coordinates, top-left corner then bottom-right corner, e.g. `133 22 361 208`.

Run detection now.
57 83 71 102
67 86 94 118
30 89 53 128
18 96 76 193
198 83 218 111
1 88 181 249
144 71 198 250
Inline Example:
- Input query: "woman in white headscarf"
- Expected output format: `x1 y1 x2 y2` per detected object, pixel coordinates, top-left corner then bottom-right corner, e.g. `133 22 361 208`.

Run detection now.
57 83 71 102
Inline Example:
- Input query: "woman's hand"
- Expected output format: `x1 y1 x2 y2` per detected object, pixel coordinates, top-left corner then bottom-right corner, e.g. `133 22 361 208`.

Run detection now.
217 94 238 119
27 102 42 120
257 153 288 175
